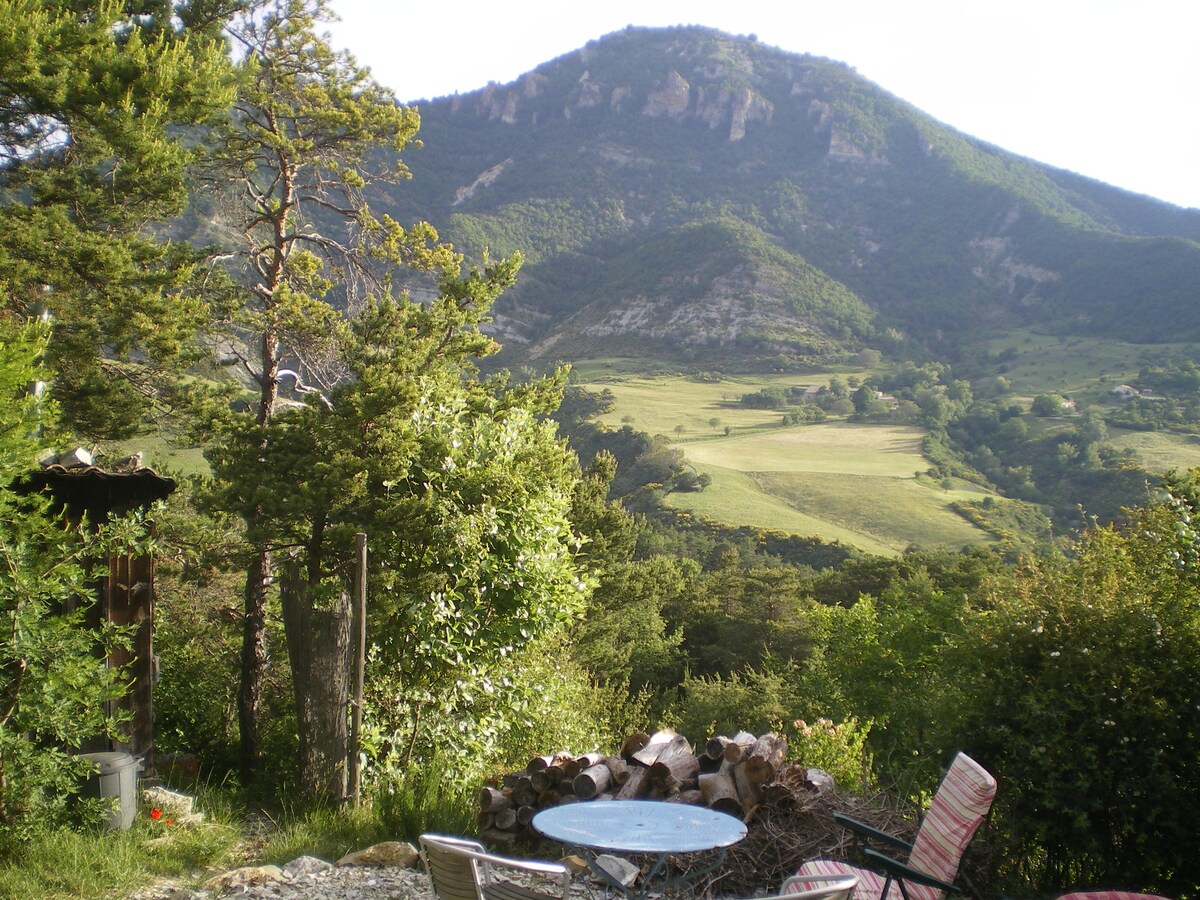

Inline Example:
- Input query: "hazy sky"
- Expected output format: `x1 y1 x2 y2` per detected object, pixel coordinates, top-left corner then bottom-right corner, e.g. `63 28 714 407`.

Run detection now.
325 0 1199 210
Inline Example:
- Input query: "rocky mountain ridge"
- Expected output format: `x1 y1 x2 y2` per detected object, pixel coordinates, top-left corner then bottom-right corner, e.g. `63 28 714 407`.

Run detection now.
374 25 1200 369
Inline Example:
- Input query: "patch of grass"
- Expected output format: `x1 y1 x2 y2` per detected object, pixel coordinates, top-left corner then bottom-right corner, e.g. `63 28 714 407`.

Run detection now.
666 465 899 556
684 421 929 477
585 373 852 437
0 810 241 899
755 472 992 551
1106 427 1200 474
567 357 674 379
257 802 394 866
372 766 476 843
258 765 476 865
0 771 476 900
979 330 1199 399
104 433 210 477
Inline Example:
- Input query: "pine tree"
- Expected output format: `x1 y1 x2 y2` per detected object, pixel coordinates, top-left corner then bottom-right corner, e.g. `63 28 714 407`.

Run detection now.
0 1 234 438
198 0 467 783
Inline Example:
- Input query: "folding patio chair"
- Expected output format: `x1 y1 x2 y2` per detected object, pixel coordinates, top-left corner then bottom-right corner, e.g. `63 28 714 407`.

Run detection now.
793 751 996 900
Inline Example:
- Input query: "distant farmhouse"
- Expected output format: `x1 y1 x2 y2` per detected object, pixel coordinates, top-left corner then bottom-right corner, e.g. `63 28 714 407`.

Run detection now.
1111 384 1166 402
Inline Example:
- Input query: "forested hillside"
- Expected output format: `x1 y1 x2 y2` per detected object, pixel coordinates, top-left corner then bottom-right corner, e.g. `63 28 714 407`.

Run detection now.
376 25 1200 364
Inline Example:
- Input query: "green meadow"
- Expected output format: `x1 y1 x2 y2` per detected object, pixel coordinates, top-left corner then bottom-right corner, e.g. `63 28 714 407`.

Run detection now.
590 373 856 438
979 331 1200 405
580 373 994 554
1106 427 1200 474
979 331 1149 398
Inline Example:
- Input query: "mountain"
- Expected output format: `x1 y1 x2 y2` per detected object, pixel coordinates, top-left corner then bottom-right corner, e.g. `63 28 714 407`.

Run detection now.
376 25 1200 369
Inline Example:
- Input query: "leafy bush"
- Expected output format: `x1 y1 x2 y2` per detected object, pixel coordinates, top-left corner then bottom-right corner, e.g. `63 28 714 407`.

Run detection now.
362 633 647 798
0 321 151 843
786 716 873 791
946 495 1200 895
668 667 791 740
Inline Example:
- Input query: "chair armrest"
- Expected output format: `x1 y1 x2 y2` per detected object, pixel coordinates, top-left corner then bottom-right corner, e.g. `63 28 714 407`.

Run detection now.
476 852 570 877
472 848 572 897
862 849 959 894
832 812 913 853
781 873 860 899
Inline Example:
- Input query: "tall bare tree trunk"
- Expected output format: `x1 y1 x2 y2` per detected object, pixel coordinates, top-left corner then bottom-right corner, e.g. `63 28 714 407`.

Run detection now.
237 330 281 785
279 561 353 805
238 550 271 785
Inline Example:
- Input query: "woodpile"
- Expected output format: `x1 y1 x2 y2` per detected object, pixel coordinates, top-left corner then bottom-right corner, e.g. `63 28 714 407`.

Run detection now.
477 729 829 845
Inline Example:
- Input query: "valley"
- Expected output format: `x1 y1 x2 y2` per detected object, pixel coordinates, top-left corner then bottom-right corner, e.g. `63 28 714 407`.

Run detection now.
578 345 1200 552
580 369 993 553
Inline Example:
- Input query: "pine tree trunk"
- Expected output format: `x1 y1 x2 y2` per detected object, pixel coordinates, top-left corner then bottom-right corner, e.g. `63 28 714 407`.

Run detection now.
279 561 353 805
238 327 282 786
237 550 271 785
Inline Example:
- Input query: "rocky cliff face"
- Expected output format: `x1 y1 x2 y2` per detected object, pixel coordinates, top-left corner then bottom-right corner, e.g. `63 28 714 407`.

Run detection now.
444 32 799 146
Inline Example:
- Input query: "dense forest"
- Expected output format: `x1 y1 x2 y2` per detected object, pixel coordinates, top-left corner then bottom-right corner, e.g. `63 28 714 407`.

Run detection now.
1 2 1198 898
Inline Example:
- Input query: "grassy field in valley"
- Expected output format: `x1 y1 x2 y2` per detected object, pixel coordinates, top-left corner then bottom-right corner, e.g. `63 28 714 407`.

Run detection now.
589 372 833 437
978 331 1149 399
1106 427 1200 474
579 372 994 554
674 421 991 554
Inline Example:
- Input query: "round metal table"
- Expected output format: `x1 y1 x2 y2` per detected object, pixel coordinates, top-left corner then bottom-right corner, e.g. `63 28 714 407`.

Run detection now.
532 800 747 897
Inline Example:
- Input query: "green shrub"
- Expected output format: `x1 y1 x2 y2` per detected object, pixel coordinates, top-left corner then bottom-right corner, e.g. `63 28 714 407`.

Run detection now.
947 502 1200 894
668 667 791 740
373 761 476 842
785 716 873 791
0 321 153 844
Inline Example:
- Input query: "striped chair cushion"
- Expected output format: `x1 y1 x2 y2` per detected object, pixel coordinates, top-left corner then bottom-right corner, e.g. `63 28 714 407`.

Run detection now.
795 859 890 898
906 752 996 888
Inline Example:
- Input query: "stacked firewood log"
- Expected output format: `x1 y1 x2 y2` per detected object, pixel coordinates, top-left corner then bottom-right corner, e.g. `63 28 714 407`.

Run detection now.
478 729 821 844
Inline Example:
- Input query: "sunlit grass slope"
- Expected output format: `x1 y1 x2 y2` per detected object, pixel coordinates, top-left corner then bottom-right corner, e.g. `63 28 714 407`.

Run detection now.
591 373 853 437
670 465 899 557
580 374 993 554
684 422 927 476
674 423 990 554
1107 427 1200 473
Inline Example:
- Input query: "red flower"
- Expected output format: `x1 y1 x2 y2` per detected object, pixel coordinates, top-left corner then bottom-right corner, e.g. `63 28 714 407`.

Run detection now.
166 819 174 826
149 807 163 821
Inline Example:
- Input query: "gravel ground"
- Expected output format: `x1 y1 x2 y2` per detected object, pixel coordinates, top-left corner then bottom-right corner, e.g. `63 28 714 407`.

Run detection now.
127 861 438 900
125 853 612 900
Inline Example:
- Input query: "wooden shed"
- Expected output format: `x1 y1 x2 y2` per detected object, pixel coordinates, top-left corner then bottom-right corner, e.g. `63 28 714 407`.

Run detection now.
23 450 176 771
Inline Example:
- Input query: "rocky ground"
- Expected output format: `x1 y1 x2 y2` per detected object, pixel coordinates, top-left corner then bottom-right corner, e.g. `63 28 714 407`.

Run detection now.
126 848 613 900
128 856 438 900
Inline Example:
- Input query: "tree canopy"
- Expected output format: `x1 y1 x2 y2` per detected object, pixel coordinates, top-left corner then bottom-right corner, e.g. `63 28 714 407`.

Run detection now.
0 0 234 437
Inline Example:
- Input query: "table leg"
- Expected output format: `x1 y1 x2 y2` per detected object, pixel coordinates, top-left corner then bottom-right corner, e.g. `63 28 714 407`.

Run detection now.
570 846 643 898
641 848 728 897
572 847 728 900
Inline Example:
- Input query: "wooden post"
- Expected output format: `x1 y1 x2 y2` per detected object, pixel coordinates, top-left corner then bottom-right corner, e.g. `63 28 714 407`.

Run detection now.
348 533 368 805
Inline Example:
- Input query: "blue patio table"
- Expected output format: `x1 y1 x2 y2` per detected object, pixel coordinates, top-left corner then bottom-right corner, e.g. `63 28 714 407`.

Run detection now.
532 799 747 898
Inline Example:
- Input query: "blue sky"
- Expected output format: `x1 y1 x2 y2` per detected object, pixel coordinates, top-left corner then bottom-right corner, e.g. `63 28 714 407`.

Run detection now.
326 0 1199 210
